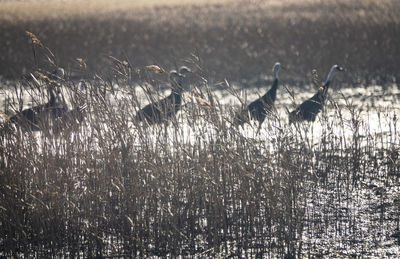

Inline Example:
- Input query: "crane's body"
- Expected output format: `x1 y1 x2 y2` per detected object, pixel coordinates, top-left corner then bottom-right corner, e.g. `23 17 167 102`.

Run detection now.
235 62 282 133
136 67 191 125
289 65 343 123
9 68 68 131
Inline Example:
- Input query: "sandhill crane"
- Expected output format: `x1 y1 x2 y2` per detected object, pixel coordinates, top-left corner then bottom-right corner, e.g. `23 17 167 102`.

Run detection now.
235 62 283 133
135 66 191 125
289 65 344 123
9 68 68 131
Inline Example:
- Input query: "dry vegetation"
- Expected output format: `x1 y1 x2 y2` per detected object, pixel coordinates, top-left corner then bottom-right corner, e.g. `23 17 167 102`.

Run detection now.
1 0 400 257
0 52 307 257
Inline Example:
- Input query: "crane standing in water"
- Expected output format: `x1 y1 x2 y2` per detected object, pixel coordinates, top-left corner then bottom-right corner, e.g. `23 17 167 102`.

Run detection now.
135 66 192 125
289 65 344 123
235 62 284 133
8 68 68 131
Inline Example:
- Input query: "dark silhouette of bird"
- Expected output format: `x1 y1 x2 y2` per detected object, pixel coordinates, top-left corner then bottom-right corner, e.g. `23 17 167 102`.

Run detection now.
48 103 87 135
135 66 191 125
64 80 90 124
289 65 344 123
9 68 68 131
235 62 283 133
60 103 87 124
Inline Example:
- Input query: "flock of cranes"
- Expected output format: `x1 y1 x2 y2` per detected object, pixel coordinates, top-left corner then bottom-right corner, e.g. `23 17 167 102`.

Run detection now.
3 63 343 133
234 63 343 130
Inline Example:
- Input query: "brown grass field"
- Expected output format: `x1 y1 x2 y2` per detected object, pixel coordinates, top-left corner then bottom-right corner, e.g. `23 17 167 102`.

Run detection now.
1 0 400 85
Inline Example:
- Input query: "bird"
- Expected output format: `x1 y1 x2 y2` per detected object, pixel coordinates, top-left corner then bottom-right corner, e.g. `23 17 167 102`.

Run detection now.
289 65 344 123
9 87 67 131
8 68 68 131
49 103 87 134
235 62 283 133
50 67 65 82
60 103 87 125
135 66 191 125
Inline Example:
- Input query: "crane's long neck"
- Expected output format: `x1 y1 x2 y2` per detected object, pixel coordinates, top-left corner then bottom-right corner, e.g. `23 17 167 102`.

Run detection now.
273 69 279 80
324 67 338 87
48 88 57 106
171 88 183 105
268 68 280 95
263 77 278 103
321 67 338 98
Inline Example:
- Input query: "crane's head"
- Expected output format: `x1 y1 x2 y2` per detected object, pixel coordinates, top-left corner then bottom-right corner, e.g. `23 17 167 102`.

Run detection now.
178 66 192 76
332 65 344 72
326 65 344 82
272 62 284 79
169 70 185 92
53 67 65 80
169 70 180 82
272 62 281 72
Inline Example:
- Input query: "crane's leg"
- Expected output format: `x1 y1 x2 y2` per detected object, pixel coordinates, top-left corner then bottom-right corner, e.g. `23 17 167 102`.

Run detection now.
256 122 262 135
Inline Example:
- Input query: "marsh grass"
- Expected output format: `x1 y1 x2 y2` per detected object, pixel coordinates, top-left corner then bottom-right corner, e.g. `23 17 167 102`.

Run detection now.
1 53 400 258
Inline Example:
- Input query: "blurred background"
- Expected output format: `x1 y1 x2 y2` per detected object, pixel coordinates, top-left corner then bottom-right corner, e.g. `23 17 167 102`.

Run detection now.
0 0 400 87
